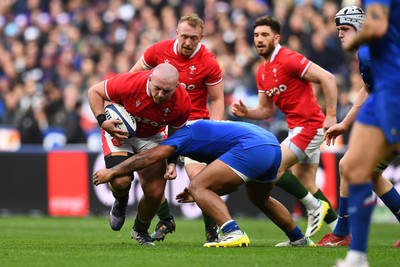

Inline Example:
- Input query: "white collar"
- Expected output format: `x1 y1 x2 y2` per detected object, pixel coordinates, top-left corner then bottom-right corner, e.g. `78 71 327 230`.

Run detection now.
269 44 282 62
173 39 202 59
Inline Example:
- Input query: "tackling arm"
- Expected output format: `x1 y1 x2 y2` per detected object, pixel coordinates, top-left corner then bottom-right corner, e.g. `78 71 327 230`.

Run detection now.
93 145 176 185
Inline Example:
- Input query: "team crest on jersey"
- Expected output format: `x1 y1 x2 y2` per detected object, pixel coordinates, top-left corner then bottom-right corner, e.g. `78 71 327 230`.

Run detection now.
189 65 196 75
163 107 171 117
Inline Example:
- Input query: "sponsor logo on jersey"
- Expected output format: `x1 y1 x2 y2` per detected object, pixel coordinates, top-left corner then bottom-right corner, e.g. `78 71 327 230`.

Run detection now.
181 82 196 91
265 84 288 97
135 117 168 127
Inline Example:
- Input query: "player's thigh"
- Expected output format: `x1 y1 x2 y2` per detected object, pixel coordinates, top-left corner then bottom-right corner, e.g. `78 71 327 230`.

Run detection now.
184 158 207 180
291 162 318 189
279 144 299 174
245 181 274 206
137 160 167 197
190 160 243 195
342 122 388 183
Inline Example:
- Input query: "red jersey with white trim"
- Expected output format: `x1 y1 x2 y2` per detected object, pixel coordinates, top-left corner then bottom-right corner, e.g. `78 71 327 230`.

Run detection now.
104 70 191 138
256 46 325 129
141 39 223 120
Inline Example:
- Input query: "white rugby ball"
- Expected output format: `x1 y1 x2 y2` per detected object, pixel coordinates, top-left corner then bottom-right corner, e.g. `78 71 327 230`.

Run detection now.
104 103 136 138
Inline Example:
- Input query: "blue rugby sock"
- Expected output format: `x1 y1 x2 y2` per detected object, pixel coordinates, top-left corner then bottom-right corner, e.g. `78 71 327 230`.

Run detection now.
348 183 374 253
221 220 240 234
333 196 350 237
379 187 400 222
286 226 304 242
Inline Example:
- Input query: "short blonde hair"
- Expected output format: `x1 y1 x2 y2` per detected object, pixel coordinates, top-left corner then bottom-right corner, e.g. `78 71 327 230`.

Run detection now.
178 13 204 34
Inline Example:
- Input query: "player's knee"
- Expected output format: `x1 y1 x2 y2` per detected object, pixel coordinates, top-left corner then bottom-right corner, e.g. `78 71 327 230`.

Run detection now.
339 163 350 183
109 176 131 192
187 182 202 200
338 157 350 183
339 156 366 183
144 187 165 201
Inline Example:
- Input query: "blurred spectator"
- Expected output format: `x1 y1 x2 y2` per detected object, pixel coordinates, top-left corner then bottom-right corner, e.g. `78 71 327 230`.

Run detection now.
0 0 357 146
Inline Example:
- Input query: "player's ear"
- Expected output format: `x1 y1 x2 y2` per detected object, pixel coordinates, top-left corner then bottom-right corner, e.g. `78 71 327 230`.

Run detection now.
148 74 152 81
274 34 280 45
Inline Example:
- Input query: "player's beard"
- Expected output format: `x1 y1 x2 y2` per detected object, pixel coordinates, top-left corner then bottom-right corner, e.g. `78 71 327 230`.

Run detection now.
256 42 275 59
153 95 168 104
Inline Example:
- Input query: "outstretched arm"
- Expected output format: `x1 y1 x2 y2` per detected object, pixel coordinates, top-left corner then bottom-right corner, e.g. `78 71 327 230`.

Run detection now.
93 145 176 185
325 86 369 145
231 93 274 120
303 63 337 131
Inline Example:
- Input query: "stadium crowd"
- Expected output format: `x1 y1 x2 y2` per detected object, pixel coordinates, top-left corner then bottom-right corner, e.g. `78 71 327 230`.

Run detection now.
0 0 361 146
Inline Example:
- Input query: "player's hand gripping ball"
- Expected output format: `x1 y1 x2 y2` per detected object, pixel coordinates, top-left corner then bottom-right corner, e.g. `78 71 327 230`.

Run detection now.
104 103 136 138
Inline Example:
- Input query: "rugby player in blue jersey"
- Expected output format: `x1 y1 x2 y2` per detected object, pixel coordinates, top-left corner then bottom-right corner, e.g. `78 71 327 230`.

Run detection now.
93 120 315 248
317 6 400 249
334 1 400 266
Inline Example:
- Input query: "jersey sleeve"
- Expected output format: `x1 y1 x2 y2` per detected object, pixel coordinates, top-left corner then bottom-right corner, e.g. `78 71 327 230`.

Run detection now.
203 54 223 86
284 51 311 78
256 65 265 93
141 43 160 69
104 72 131 102
161 125 191 152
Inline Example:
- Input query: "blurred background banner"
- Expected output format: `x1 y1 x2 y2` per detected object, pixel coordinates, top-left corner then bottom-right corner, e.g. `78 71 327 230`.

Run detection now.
0 127 21 151
0 147 341 218
1 147 399 221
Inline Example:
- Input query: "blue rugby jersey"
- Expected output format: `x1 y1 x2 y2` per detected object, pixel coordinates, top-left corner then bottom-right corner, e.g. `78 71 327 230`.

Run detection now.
161 120 280 164
364 0 400 92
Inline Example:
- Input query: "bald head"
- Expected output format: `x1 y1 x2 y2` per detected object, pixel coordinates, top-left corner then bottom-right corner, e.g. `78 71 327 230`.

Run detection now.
148 63 180 104
152 63 179 88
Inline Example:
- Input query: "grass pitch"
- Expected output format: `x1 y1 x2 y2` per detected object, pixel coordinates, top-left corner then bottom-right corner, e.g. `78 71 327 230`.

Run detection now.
0 216 398 267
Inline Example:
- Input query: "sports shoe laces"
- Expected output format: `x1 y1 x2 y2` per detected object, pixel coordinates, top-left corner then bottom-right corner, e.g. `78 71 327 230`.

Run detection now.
134 231 153 244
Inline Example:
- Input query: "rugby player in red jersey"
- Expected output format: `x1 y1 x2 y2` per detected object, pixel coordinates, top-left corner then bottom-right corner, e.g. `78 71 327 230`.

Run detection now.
88 63 191 246
232 16 339 242
130 13 224 242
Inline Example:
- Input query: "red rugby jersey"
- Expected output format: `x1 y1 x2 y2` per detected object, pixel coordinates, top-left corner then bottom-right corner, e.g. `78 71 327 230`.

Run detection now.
256 46 325 129
105 70 191 138
141 39 222 120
